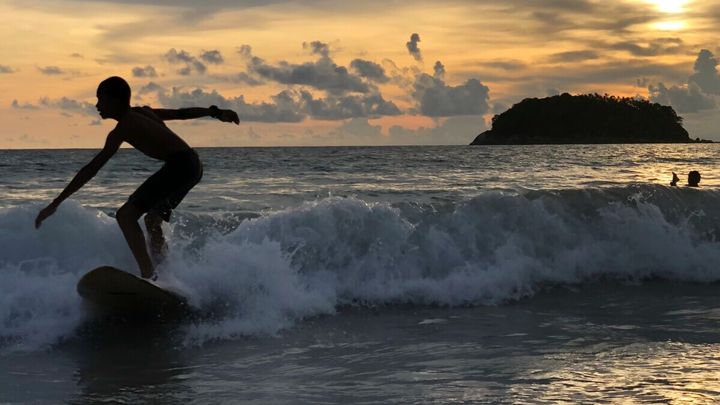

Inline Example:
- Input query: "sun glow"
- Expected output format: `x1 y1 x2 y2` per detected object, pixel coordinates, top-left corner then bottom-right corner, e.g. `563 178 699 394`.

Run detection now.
653 20 685 30
650 0 688 13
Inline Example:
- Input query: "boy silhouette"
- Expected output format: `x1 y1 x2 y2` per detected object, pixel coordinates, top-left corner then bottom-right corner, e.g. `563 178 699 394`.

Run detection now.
35 76 239 279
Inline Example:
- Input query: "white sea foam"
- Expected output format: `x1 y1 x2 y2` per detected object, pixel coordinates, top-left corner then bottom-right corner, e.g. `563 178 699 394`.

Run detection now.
2 187 720 350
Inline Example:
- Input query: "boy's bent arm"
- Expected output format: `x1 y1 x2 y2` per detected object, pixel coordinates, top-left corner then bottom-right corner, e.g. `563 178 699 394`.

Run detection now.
35 132 122 228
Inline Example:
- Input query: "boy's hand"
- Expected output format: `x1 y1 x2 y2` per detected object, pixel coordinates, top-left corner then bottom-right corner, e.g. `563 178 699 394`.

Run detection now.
35 202 58 229
217 109 240 125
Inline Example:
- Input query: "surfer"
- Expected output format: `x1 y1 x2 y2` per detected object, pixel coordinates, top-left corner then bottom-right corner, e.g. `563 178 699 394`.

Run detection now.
670 171 701 187
34 76 239 279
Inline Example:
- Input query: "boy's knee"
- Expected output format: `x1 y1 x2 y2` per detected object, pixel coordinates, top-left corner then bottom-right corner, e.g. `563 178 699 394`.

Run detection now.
116 204 141 226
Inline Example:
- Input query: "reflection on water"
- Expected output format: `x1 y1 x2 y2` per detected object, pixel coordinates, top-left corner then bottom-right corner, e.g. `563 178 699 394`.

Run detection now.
4 282 718 403
519 342 720 403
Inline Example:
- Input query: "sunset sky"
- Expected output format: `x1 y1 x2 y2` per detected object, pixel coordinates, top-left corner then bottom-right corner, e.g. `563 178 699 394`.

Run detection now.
2 0 720 148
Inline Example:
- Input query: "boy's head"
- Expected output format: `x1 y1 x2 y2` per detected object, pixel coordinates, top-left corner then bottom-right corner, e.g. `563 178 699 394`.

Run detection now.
688 170 701 187
96 76 131 119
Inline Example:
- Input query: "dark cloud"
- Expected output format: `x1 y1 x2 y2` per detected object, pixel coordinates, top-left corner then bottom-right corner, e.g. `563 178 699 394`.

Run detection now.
644 49 720 115
413 74 490 117
522 59 689 89
303 41 330 58
237 44 253 57
0 65 14 73
689 49 720 95
406 33 422 62
164 48 207 75
139 81 166 94
433 61 445 79
498 0 658 38
200 50 224 64
222 72 264 86
132 65 158 77
40 97 97 116
37 66 64 75
12 97 96 116
349 59 389 83
156 86 304 122
144 84 401 122
608 38 684 57
648 82 715 113
70 53 83 58
246 46 372 95
546 50 599 63
299 90 401 120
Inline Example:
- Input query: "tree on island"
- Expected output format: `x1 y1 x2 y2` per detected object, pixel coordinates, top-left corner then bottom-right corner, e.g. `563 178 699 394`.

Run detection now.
471 93 694 145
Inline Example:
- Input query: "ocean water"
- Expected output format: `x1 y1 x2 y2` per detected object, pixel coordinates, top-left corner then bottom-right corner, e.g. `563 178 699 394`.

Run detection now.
2 144 720 403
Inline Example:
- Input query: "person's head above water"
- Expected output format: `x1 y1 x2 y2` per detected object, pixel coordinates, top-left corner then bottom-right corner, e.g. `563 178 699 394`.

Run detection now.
96 76 131 120
688 170 701 187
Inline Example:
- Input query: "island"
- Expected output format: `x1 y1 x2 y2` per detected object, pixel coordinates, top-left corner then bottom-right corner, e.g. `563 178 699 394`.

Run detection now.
470 93 698 145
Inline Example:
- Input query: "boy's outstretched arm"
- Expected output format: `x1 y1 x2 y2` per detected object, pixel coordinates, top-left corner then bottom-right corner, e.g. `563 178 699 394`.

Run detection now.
151 105 240 124
35 132 122 228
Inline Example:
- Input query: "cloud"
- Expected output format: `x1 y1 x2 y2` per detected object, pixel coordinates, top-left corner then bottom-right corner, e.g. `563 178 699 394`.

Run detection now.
70 53 84 58
219 72 264 86
144 84 401 122
303 41 330 58
412 74 490 117
237 44 253 57
0 65 15 73
12 97 96 116
139 81 166 94
648 82 715 113
37 66 64 75
11 100 39 110
200 50 224 64
349 59 389 83
299 90 401 120
246 46 372 95
132 65 158 77
156 86 305 122
406 33 422 61
546 50 599 63
164 48 207 75
688 49 720 95
608 38 684 57
40 97 97 116
433 61 445 79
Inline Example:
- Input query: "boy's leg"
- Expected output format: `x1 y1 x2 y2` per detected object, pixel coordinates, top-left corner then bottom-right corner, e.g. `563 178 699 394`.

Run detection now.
144 211 167 264
116 202 155 279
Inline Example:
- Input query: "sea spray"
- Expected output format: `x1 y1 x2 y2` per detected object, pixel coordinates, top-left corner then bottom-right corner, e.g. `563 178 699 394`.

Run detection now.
3 186 720 350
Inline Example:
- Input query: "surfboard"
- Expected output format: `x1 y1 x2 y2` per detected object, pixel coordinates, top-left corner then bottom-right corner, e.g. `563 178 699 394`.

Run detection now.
77 266 187 317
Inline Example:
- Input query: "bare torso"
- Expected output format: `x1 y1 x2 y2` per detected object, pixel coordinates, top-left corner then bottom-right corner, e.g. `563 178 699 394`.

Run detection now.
112 107 190 161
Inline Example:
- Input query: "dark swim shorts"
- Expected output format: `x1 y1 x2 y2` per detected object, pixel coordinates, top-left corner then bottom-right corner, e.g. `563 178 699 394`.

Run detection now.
128 149 203 222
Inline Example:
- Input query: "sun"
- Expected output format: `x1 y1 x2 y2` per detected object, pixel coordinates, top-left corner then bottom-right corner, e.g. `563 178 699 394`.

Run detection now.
650 0 688 13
